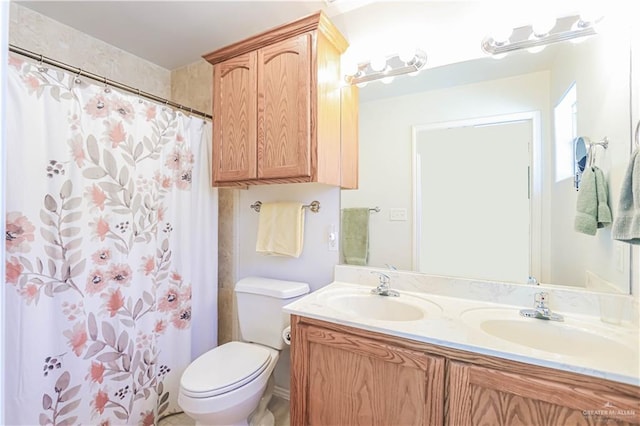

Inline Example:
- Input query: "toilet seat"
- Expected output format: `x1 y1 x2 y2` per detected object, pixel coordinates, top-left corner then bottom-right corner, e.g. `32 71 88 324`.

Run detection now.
180 342 272 398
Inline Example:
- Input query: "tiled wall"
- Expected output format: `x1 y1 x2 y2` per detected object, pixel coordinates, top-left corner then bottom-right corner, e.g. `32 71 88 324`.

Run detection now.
170 60 212 114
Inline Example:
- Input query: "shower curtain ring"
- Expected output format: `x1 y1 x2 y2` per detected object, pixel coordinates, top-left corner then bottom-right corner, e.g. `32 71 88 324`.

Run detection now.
137 89 143 103
74 69 82 84
37 54 47 72
103 76 111 93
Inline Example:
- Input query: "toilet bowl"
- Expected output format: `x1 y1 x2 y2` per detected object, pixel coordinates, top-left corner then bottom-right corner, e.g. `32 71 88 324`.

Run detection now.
178 277 309 426
178 342 279 426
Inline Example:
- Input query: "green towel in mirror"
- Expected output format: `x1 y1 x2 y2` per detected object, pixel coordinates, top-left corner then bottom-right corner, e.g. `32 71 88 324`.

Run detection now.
575 166 612 235
341 208 370 265
612 149 640 244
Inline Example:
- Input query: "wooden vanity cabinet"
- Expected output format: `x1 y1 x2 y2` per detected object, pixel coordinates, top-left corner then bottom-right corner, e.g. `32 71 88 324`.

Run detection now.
448 362 639 426
203 11 358 188
291 315 640 426
291 315 445 425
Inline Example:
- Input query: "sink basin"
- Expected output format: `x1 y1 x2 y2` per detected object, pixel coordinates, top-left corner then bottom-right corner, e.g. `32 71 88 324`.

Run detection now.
318 287 442 322
461 308 638 365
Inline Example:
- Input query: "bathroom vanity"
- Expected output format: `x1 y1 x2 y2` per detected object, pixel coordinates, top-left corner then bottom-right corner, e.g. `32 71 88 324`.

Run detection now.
285 277 640 425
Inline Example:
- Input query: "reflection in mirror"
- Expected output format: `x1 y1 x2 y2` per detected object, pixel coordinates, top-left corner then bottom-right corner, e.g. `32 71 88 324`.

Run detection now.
341 30 633 294
574 136 588 190
414 114 536 284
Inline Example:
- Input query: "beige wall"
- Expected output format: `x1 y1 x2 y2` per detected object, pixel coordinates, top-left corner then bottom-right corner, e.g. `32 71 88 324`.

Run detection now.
171 60 213 113
9 3 171 98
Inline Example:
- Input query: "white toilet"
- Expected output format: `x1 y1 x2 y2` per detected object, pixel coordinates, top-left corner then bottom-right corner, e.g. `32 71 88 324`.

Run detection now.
178 276 310 426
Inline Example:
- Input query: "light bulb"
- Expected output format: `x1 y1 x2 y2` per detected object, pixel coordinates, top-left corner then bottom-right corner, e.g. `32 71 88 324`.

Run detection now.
491 52 508 60
356 81 368 88
532 16 556 37
398 47 416 64
342 59 359 77
492 26 513 45
381 76 394 84
370 55 387 72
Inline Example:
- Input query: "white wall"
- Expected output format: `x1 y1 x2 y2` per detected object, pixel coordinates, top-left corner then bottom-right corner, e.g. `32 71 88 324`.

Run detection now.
237 183 341 291
342 71 551 271
549 30 631 293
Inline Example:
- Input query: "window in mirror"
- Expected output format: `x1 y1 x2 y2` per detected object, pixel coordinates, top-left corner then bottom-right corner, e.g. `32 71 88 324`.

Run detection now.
554 82 577 183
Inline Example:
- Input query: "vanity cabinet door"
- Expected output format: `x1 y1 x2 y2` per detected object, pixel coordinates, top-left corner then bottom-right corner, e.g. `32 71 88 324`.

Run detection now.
447 361 640 426
291 319 445 426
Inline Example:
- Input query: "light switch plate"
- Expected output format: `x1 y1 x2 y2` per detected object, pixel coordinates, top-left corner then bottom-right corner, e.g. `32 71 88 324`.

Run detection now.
389 208 407 221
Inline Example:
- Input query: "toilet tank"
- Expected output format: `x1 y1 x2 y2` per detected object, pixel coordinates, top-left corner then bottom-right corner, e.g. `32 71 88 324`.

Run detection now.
235 277 310 349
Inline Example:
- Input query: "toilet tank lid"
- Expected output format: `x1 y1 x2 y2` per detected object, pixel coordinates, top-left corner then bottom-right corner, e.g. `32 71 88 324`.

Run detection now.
235 276 310 299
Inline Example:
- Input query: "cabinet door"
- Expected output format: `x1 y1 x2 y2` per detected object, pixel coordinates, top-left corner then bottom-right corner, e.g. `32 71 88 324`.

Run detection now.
213 52 257 182
292 322 445 426
447 362 640 426
257 33 311 179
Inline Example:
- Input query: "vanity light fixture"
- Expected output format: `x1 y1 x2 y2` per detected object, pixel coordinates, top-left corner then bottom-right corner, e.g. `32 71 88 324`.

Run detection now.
344 49 427 85
481 13 602 56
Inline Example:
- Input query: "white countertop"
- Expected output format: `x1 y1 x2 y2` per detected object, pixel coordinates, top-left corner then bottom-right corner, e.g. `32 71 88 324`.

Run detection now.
284 281 640 386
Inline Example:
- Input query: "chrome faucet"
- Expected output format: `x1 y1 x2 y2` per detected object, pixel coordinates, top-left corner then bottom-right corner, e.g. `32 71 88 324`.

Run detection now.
370 272 400 297
520 292 564 321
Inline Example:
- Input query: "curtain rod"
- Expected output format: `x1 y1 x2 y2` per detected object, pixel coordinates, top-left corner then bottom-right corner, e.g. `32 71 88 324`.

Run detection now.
8 44 213 120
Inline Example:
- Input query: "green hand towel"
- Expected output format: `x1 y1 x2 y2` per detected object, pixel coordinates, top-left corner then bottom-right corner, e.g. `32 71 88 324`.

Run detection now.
594 167 612 228
575 166 612 235
341 208 370 265
612 149 640 244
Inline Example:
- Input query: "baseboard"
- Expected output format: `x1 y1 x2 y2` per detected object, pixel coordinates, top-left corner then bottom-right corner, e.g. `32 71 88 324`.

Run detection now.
273 385 290 401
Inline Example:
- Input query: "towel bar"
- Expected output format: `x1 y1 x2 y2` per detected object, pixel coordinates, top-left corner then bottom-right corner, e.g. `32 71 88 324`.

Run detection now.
251 200 320 213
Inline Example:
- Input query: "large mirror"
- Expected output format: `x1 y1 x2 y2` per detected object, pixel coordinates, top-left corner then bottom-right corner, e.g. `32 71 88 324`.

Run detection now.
340 28 634 294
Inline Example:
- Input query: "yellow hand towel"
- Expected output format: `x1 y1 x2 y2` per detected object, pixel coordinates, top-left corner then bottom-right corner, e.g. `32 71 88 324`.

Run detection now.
256 202 305 257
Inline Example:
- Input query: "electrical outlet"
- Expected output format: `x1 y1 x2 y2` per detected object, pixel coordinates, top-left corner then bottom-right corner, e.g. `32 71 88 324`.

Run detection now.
328 224 338 251
389 208 407 221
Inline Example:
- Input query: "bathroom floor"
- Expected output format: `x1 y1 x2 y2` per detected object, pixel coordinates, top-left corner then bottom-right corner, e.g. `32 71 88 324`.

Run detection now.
158 396 290 426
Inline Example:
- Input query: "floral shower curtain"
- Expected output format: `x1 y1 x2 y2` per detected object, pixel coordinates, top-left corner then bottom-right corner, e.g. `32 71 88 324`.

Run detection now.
4 54 217 425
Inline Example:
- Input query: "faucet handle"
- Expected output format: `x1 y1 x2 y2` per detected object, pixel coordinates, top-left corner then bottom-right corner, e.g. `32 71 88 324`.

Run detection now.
535 292 549 308
370 271 390 285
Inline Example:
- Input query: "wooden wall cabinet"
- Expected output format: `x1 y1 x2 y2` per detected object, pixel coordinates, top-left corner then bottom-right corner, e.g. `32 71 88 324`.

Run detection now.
203 12 358 188
291 315 640 426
